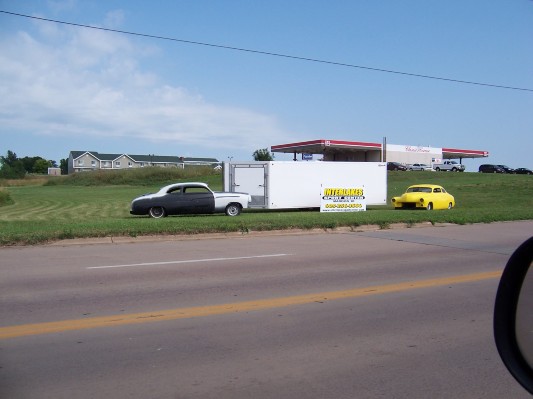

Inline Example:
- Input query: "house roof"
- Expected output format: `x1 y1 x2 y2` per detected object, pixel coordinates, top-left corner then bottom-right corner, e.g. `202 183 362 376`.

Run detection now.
96 153 123 161
129 154 181 163
70 151 100 159
69 151 218 163
183 157 219 163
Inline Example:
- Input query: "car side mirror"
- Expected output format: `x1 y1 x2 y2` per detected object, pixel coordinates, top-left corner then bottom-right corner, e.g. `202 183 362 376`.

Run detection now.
494 236 533 394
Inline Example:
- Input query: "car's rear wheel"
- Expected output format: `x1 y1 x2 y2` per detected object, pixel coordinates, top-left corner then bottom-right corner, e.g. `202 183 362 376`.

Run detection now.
426 203 433 210
435 167 441 172
225 203 241 216
149 206 166 218
448 202 453 209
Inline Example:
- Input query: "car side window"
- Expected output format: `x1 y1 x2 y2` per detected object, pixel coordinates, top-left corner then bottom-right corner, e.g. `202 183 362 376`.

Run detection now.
168 188 182 195
433 188 441 193
183 187 210 194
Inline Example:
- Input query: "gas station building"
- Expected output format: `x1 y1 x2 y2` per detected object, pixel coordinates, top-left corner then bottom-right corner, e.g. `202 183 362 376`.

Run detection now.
271 139 488 165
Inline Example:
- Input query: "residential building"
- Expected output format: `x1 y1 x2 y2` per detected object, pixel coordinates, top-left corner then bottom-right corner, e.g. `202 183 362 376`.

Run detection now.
68 151 219 174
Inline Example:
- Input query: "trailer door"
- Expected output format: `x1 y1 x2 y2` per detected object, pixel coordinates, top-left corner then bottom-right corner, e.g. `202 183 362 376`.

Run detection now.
231 164 267 207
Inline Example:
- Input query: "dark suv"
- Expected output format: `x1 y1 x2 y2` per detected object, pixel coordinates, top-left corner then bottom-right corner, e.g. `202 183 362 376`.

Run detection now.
479 164 505 173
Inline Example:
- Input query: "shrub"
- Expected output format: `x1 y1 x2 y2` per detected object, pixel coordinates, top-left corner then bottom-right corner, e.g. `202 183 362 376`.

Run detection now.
0 189 14 206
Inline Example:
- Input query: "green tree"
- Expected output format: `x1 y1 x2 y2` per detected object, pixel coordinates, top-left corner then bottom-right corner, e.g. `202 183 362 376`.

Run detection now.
0 150 25 178
252 148 275 161
33 158 52 174
1 150 19 167
60 159 68 175
21 156 40 173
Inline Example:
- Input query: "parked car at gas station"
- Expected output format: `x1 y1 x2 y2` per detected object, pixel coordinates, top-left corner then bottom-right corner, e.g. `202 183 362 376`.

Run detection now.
407 163 433 171
387 162 407 171
479 164 505 173
497 165 515 174
514 168 532 175
432 160 465 172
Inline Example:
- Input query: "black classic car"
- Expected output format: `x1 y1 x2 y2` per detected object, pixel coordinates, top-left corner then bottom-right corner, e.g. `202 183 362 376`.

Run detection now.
130 182 252 218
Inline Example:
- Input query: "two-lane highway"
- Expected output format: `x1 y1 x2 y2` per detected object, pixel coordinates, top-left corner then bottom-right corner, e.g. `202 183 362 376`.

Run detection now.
1 221 532 398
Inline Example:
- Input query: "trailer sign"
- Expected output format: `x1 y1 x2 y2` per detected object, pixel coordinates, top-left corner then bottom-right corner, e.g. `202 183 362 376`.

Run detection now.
320 186 366 212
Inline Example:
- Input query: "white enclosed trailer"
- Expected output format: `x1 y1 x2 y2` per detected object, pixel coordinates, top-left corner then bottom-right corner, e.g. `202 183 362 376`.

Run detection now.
223 161 387 209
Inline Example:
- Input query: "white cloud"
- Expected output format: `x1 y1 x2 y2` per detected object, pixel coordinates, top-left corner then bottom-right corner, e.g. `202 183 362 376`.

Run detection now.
103 10 125 29
47 0 78 14
0 15 288 153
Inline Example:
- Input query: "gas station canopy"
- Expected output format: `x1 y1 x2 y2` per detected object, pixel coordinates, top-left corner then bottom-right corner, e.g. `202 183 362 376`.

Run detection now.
272 139 381 154
271 139 488 162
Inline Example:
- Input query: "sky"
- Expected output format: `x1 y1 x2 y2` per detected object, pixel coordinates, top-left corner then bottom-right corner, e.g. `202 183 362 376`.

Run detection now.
0 0 532 170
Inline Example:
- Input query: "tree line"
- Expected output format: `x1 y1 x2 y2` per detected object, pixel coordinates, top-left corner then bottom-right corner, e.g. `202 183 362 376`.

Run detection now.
0 150 68 178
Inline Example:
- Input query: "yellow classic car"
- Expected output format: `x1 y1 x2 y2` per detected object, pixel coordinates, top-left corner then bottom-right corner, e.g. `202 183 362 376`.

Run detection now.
391 184 455 210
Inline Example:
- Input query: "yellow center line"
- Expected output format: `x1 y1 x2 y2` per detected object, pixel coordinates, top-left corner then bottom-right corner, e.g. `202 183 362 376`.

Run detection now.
0 270 501 340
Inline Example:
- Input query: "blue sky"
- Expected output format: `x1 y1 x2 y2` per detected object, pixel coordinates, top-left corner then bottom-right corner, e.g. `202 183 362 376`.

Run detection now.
1 0 532 170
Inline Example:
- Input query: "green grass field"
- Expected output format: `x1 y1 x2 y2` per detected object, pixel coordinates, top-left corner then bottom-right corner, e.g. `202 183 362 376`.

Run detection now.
0 168 532 245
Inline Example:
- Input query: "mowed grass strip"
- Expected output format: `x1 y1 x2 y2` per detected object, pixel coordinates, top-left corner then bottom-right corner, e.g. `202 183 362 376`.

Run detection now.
0 169 532 245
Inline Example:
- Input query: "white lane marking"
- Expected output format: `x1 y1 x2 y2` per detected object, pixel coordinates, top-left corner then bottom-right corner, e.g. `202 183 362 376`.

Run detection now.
87 253 290 270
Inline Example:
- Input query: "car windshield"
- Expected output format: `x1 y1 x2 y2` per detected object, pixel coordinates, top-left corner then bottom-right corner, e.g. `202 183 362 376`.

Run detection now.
406 187 432 193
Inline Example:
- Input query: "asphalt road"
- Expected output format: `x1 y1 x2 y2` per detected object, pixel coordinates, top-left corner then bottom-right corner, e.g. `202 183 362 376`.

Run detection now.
1 221 532 398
